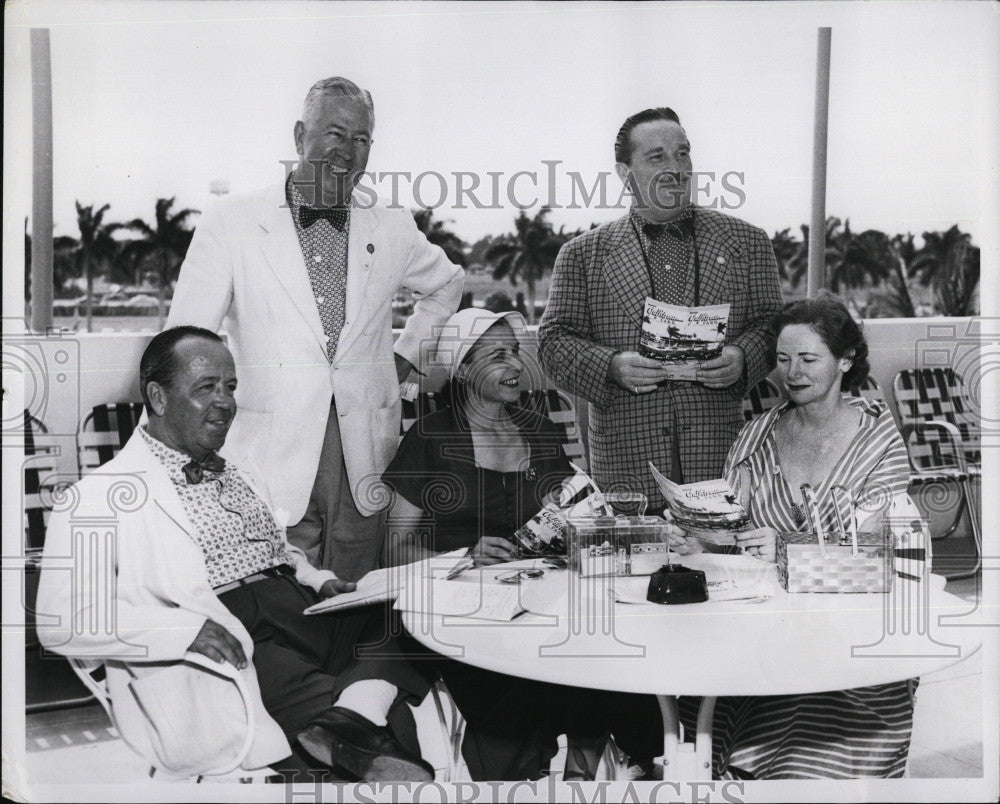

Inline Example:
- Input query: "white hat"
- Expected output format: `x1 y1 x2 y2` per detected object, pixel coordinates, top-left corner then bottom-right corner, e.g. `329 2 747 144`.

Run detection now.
435 308 528 380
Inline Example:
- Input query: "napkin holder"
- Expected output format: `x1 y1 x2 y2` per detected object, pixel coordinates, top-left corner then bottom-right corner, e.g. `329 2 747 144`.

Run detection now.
776 530 896 593
567 515 671 576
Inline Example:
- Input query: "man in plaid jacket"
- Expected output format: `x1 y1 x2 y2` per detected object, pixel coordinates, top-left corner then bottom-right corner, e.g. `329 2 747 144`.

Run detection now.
538 107 782 504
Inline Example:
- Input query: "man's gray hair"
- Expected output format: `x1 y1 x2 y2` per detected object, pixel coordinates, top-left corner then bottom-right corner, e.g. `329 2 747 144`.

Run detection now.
302 77 375 127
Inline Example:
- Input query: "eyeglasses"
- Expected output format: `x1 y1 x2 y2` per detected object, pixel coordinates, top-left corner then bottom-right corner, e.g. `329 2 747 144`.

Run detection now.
496 568 545 584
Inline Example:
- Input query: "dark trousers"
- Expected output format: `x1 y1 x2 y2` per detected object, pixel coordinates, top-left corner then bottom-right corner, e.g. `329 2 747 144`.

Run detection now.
403 638 663 780
217 576 430 758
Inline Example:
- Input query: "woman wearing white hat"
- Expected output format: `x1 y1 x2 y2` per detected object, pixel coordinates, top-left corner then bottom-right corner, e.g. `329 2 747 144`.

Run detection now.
383 308 662 781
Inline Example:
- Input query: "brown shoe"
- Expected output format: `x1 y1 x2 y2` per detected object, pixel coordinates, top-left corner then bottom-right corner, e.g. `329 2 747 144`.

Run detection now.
296 706 434 782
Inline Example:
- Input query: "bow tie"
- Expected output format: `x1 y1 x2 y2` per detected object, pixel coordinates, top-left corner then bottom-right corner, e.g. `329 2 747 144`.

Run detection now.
182 453 227 485
642 216 694 240
299 205 350 231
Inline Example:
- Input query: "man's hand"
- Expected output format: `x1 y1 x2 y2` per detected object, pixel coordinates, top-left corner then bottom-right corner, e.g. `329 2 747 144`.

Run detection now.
394 353 415 384
697 344 745 389
608 352 674 395
187 619 247 670
319 578 357 598
471 536 519 565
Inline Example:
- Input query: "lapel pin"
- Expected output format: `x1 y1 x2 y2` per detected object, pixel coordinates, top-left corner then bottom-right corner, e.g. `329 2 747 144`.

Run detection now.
367 243 375 254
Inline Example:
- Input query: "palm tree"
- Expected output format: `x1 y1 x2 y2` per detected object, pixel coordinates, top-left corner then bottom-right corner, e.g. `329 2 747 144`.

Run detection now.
770 227 806 285
120 198 199 328
412 209 468 267
908 226 980 316
822 219 889 292
792 218 916 316
485 207 573 324
74 202 120 332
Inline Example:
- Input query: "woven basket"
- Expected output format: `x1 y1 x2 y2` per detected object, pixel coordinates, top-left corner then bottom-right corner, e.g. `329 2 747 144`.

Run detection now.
776 531 895 593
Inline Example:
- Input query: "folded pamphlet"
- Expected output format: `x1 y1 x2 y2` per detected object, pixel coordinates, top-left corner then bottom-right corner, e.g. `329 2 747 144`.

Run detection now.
640 299 731 380
304 549 470 614
649 461 749 546
511 465 610 556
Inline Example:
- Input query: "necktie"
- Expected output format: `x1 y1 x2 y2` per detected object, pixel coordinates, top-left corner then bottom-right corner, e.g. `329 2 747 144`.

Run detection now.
183 453 227 485
299 205 349 231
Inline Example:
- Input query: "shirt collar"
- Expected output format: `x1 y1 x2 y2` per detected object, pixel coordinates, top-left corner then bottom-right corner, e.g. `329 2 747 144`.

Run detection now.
286 170 352 216
139 425 196 471
630 205 695 238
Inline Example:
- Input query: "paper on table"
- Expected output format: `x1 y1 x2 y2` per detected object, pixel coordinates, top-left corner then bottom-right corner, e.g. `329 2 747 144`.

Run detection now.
304 549 470 615
610 577 773 605
394 577 526 621
609 552 776 604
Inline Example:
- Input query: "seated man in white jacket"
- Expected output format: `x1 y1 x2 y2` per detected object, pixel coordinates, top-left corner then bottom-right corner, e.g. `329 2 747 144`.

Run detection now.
36 326 433 782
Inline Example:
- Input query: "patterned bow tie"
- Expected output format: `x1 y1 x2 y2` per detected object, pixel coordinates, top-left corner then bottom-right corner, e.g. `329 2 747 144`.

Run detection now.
643 214 694 240
182 453 227 485
299 205 349 231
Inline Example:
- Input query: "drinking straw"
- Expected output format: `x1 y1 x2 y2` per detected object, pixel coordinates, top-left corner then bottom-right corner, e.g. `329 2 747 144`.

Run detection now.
830 485 851 546
829 486 860 556
800 484 827 556
846 493 860 557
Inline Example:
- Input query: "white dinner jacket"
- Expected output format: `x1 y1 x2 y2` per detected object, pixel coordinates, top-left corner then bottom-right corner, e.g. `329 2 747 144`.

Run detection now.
168 184 464 521
35 432 338 771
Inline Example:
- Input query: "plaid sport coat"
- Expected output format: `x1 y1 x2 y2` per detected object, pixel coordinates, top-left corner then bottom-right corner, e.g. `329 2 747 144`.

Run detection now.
538 208 782 503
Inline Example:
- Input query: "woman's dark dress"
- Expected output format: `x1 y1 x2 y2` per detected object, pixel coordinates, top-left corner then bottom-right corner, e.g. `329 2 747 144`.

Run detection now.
384 403 662 780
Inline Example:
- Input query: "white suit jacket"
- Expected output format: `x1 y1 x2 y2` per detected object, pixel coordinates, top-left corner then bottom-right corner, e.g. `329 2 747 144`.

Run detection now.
36 432 338 772
167 184 465 521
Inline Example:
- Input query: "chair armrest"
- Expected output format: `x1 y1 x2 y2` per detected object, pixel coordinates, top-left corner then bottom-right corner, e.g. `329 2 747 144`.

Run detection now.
900 419 969 474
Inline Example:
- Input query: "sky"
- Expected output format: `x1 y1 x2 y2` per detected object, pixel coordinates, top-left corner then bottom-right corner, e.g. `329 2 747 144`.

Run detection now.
4 0 999 255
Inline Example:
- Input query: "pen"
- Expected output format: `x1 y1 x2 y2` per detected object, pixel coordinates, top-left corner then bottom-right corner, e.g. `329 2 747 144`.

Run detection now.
445 557 474 581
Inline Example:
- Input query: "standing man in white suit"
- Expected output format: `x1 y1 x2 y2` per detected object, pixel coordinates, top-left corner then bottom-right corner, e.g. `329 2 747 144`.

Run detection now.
168 77 464 580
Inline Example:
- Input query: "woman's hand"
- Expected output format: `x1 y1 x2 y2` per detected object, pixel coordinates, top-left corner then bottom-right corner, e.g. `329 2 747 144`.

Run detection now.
667 531 704 555
663 511 704 555
735 527 777 562
471 536 519 565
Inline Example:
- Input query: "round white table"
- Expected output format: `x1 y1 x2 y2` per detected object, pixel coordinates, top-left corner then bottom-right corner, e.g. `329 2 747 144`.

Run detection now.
401 555 983 779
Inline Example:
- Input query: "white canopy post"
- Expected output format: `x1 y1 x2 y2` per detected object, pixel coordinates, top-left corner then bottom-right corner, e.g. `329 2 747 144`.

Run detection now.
808 27 832 299
30 27 54 333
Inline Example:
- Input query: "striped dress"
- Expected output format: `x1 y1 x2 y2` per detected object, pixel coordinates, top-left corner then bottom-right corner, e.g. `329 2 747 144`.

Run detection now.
681 397 917 779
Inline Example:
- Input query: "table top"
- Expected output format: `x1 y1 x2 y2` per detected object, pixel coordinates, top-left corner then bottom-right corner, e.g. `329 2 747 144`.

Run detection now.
401 555 983 697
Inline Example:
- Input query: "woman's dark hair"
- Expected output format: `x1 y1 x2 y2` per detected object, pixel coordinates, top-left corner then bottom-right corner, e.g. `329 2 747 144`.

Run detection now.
614 107 682 165
139 326 224 413
772 293 870 391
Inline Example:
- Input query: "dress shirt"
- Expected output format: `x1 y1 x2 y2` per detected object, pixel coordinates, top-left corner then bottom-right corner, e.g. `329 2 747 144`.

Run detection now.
287 173 351 361
631 205 695 304
139 427 294 588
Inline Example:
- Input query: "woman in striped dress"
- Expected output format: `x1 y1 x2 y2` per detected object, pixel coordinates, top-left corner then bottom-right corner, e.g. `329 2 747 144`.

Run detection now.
679 295 916 779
